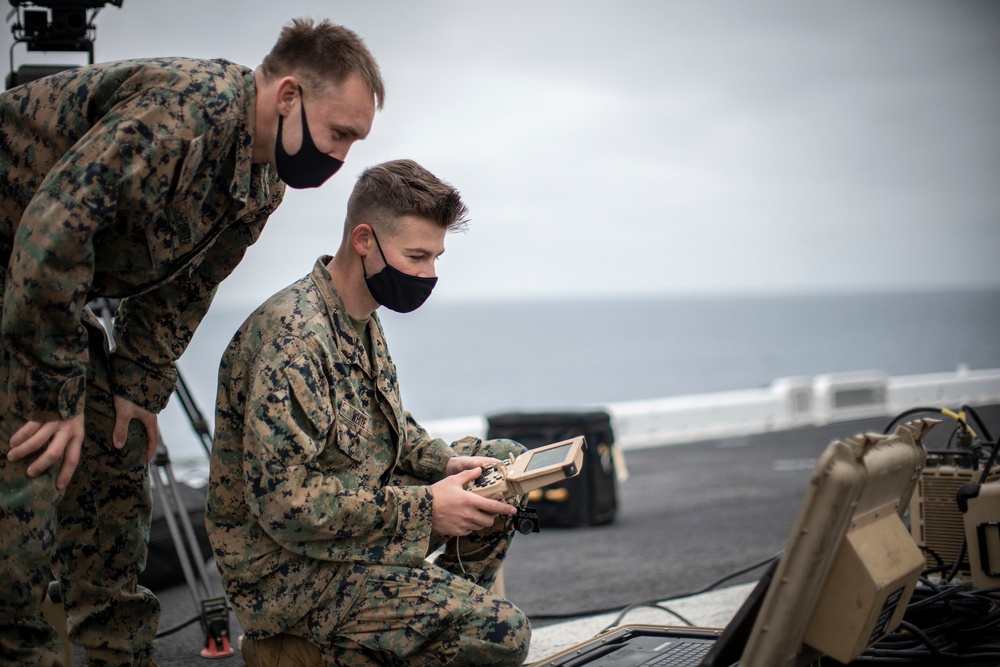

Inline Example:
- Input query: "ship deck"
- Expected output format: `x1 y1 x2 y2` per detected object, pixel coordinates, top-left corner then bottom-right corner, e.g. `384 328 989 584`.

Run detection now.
63 404 1000 666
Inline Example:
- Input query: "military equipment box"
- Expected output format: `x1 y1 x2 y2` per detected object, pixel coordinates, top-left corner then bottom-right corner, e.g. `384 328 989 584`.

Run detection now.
486 410 618 527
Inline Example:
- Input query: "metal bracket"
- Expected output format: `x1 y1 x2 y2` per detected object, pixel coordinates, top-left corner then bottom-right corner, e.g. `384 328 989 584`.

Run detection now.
975 522 1000 578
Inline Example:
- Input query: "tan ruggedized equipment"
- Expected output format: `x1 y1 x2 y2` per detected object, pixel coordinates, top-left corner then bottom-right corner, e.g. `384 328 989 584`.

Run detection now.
527 421 936 667
466 436 585 502
963 479 1000 589
742 419 933 666
910 464 1000 580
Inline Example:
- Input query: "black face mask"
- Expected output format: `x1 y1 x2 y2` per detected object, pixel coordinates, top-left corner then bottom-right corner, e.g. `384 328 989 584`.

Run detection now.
274 86 343 189
363 230 437 313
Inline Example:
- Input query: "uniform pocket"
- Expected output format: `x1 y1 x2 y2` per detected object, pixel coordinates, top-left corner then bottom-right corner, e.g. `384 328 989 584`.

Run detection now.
146 136 208 262
344 565 468 661
145 199 200 261
333 401 373 463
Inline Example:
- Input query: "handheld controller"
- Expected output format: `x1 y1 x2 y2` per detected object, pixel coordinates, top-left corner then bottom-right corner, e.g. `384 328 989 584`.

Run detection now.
466 436 586 502
465 436 586 534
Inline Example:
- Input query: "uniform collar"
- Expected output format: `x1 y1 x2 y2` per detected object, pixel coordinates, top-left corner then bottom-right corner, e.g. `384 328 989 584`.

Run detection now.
312 256 384 377
230 69 282 206
311 256 403 437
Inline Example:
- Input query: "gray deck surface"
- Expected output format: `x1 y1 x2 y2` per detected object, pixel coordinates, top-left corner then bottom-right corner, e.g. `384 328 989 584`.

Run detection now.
63 404 999 665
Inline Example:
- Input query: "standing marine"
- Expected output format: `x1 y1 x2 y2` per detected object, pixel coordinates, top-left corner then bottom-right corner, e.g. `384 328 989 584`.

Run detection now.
0 17 384 666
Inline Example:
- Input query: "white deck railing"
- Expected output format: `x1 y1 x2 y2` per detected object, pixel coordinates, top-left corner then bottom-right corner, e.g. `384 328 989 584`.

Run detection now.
423 365 1000 451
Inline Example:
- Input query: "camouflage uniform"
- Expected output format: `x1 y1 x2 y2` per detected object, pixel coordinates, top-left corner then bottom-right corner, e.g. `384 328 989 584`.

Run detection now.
206 257 531 666
0 59 285 666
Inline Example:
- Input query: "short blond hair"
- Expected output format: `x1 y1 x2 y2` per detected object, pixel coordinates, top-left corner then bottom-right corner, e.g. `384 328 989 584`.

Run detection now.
260 18 385 110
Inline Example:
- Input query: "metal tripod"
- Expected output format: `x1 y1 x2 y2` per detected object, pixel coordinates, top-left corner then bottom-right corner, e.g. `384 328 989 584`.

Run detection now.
90 298 234 659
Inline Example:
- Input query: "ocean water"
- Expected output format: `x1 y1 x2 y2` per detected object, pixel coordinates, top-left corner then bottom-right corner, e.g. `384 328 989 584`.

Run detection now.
158 288 1000 468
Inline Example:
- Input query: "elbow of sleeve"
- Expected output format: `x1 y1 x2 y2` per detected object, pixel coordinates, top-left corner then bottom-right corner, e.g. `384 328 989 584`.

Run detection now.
110 353 177 413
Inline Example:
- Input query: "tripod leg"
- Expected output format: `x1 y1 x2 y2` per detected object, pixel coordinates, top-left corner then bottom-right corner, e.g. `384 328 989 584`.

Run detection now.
157 450 215 598
150 454 205 609
151 441 234 658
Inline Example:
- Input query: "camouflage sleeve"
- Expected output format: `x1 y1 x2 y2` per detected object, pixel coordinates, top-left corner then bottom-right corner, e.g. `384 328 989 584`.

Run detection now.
1 91 238 421
110 189 281 413
396 411 456 482
243 338 435 564
0 147 116 421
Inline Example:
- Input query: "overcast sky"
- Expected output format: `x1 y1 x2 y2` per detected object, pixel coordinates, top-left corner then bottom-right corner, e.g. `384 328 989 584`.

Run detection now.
4 1 999 306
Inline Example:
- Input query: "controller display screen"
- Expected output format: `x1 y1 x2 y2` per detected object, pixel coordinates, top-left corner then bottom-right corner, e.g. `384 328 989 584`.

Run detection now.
525 444 572 472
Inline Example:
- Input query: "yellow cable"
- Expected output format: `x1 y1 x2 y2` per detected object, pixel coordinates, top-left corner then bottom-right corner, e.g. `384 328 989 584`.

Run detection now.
940 407 978 439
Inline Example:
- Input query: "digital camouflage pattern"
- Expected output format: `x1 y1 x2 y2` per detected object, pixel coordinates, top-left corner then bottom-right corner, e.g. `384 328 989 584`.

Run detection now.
0 324 160 667
207 257 530 665
0 57 284 422
0 58 285 666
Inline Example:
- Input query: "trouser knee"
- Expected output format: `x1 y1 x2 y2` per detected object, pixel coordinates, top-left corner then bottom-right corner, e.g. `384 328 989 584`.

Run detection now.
502 606 532 665
242 634 323 667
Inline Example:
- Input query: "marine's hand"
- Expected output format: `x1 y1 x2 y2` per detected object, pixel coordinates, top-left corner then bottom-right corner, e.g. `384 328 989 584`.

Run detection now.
445 455 501 477
430 468 517 537
113 396 158 462
8 414 85 490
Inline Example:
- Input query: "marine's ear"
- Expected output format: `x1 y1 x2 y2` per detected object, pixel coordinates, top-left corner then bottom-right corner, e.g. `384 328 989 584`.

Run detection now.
274 76 302 117
350 222 374 258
